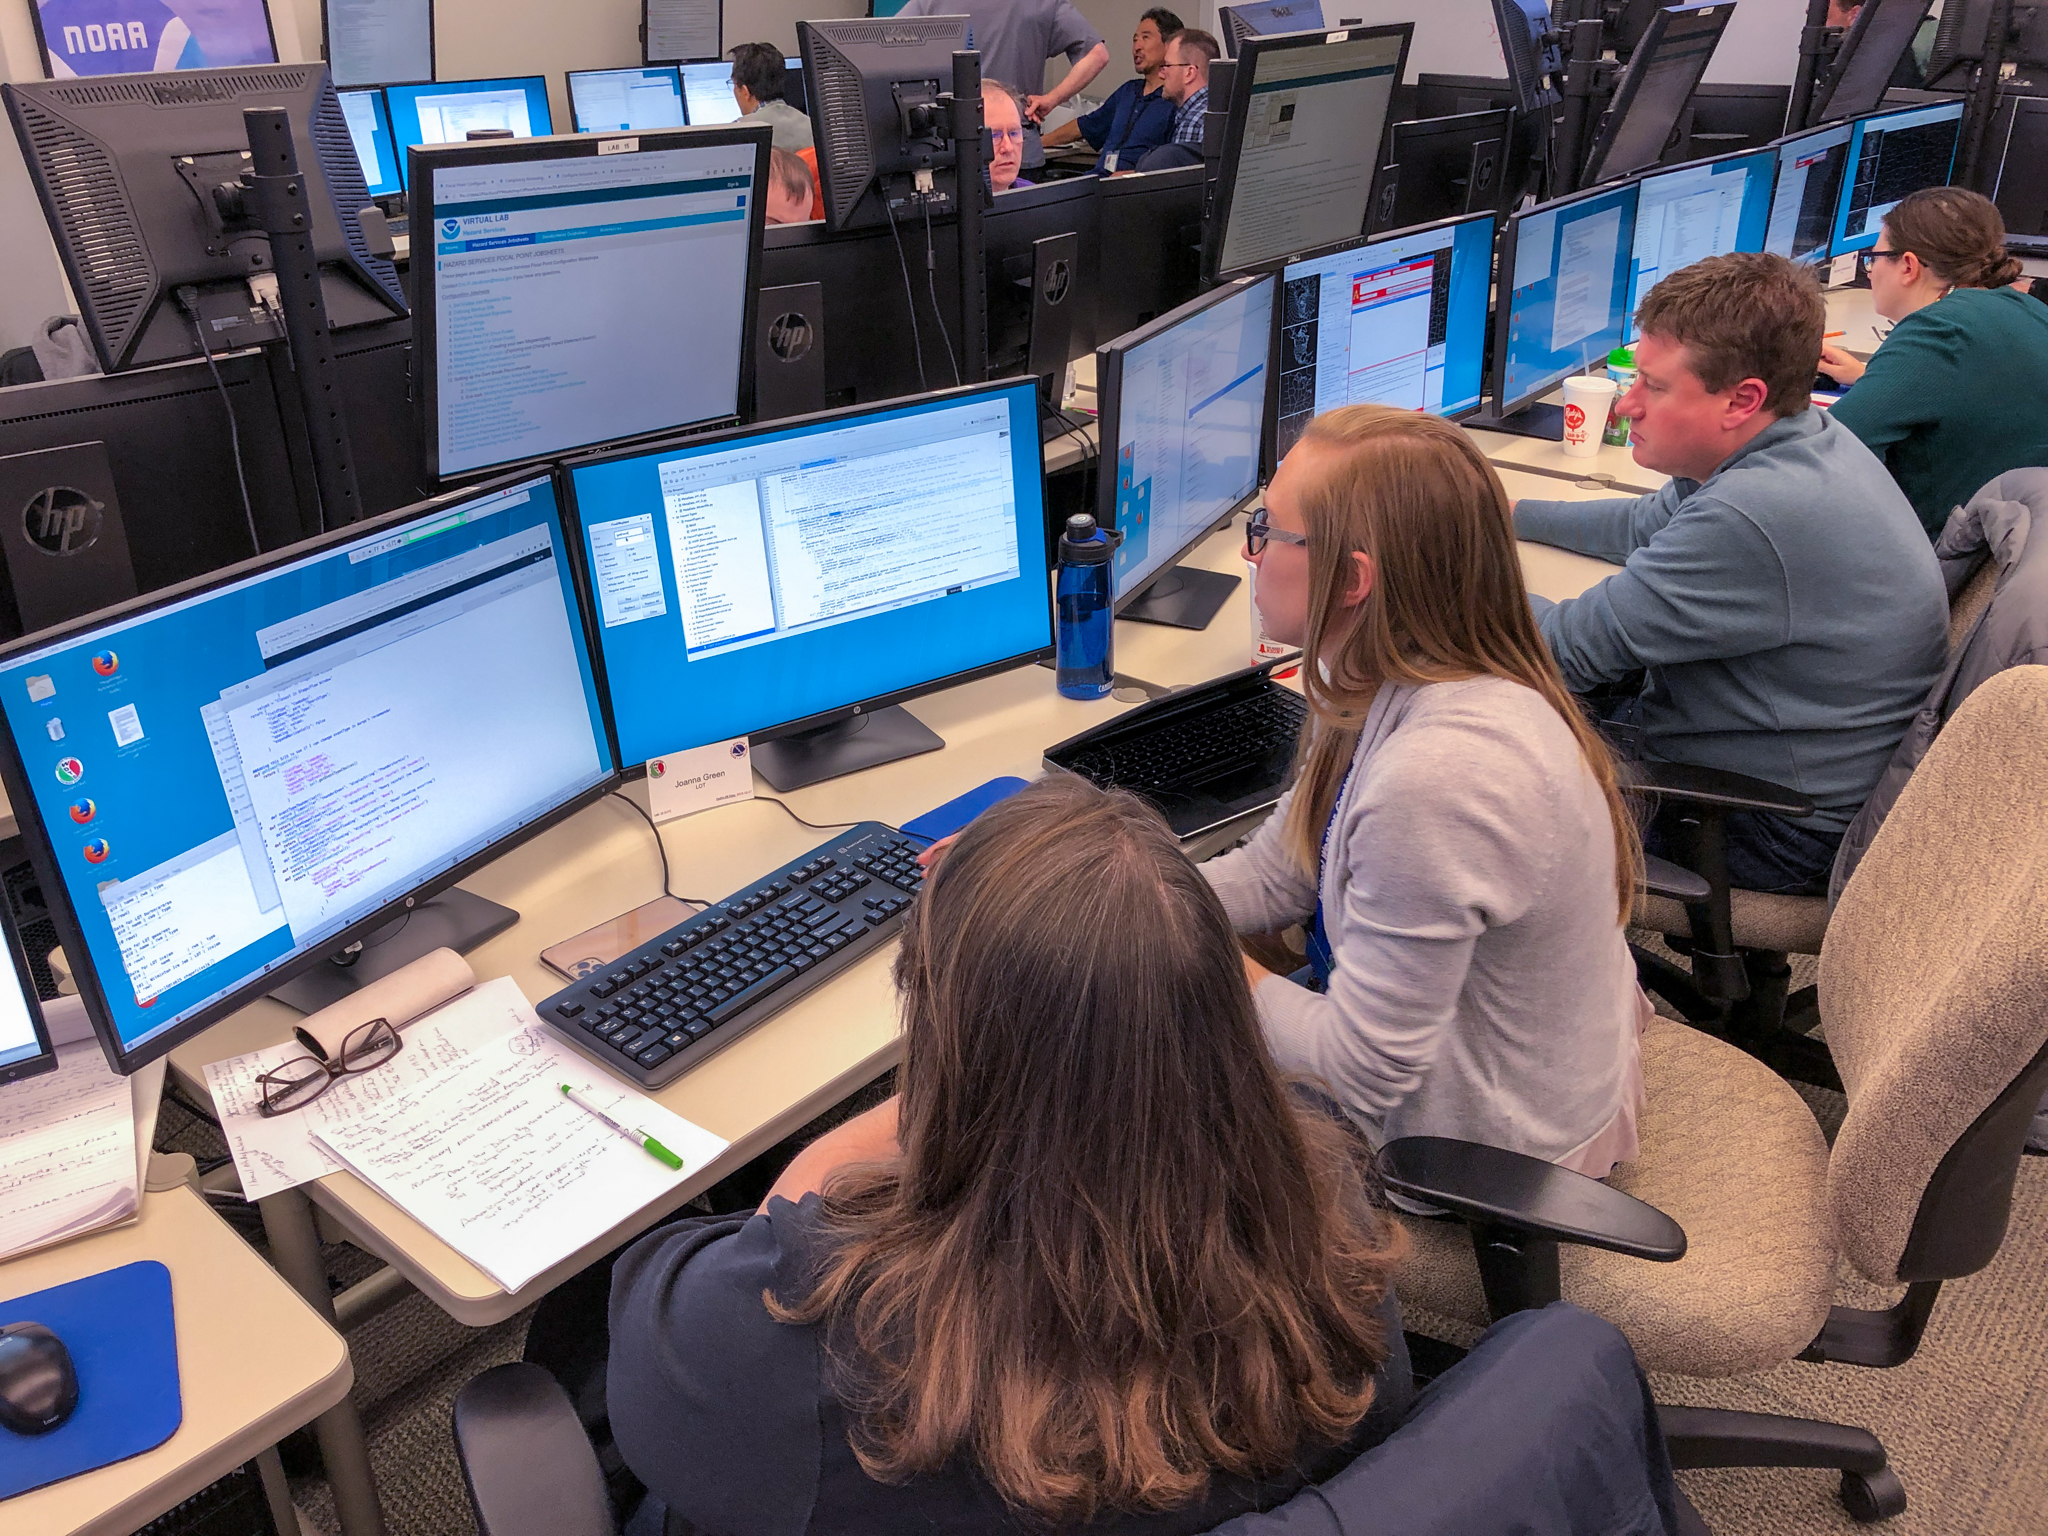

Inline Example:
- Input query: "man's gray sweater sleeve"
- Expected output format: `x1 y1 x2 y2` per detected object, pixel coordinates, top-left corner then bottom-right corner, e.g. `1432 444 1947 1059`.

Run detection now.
1520 496 1793 692
1514 483 1687 565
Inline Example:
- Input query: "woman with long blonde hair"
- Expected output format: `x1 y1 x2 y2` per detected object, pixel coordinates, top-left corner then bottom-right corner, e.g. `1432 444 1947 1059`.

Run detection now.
1205 405 1648 1176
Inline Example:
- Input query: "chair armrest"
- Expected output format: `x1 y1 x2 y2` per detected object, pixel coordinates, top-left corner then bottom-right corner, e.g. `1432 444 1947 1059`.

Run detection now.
1376 1137 1686 1262
1641 854 1710 903
1625 760 1815 819
452 1362 615 1536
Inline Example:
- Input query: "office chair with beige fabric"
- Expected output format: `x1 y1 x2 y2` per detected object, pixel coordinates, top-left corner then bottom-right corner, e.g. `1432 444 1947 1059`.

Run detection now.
1629 552 2004 1089
1378 664 2048 1523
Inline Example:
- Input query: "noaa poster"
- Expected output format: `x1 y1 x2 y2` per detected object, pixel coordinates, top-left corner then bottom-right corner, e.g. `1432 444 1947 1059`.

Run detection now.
35 0 277 78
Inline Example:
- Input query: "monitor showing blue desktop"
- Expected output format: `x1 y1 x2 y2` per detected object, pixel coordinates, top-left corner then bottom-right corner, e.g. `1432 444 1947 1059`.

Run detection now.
1486 180 1640 432
338 86 402 200
565 380 1052 788
1274 210 1494 462
1626 146 1776 330
1764 119 1853 266
385 76 554 185
569 66 687 133
1830 100 1963 256
0 474 616 1071
1099 275 1273 629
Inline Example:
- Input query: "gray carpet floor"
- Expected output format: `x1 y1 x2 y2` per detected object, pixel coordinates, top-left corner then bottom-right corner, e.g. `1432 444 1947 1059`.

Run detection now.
156 964 2048 1536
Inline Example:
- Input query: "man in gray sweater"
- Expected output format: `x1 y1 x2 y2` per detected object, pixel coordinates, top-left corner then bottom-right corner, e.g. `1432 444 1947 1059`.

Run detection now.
1516 253 1947 894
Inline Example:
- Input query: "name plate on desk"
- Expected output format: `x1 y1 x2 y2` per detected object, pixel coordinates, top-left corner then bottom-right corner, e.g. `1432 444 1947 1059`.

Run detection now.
648 738 755 822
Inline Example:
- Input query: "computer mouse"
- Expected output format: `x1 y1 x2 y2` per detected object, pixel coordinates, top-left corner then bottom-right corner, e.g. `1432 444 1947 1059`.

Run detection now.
0 1320 79 1434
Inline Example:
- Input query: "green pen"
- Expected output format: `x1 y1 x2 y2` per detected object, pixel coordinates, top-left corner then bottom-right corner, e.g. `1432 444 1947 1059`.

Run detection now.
560 1083 685 1171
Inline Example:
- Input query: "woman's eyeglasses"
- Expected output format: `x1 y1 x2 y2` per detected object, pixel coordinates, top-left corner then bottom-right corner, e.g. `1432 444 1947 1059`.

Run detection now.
255 1017 403 1117
1243 506 1309 558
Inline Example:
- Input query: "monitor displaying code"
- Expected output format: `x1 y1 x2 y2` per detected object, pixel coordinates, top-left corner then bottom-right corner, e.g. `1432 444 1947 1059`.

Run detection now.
569 382 1051 765
1497 182 1640 415
1831 100 1963 256
0 477 612 1054
1764 120 1852 266
425 141 757 479
1626 148 1776 332
1276 210 1493 458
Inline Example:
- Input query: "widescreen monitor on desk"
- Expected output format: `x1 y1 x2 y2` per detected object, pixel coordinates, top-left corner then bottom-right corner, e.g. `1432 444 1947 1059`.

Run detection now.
385 76 555 185
1626 146 1776 330
564 379 1053 790
1764 119 1853 266
1099 275 1273 629
0 474 617 1074
680 59 806 125
1481 179 1640 437
338 86 403 200
412 130 766 485
1830 99 1964 256
1273 210 1495 464
569 66 687 133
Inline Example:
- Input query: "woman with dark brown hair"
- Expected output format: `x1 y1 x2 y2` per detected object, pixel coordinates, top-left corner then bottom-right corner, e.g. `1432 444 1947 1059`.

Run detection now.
1821 186 2048 536
1205 405 1648 1180
606 773 1412 1535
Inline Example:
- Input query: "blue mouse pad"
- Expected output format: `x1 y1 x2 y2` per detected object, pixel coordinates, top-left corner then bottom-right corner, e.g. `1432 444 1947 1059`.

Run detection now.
901 776 1031 845
0 1259 181 1500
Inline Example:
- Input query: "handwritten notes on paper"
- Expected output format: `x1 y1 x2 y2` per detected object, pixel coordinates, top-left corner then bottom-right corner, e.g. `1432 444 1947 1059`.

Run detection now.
0 1042 137 1262
314 1025 728 1292
202 977 534 1201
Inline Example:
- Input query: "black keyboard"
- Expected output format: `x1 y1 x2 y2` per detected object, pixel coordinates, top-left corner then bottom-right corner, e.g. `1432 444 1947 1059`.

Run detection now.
1064 687 1306 792
538 823 928 1088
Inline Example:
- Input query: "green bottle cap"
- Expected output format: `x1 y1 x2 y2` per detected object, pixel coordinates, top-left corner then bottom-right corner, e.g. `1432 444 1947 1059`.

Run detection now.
1608 345 1635 367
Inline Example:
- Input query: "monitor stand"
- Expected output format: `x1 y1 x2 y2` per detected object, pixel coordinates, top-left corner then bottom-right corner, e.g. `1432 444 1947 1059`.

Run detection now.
1466 402 1564 440
1120 565 1240 629
751 707 944 792
267 889 519 1015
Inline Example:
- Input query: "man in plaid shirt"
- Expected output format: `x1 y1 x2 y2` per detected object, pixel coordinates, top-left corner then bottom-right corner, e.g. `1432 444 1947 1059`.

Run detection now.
1166 28 1219 149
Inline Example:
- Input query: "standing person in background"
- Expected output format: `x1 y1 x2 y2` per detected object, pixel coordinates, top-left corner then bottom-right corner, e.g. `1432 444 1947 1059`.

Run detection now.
729 42 813 152
1040 8 1183 174
1821 188 2048 538
893 0 1109 173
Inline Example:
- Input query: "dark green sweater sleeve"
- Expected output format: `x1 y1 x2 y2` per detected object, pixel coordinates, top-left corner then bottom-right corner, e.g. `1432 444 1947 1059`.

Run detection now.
1828 308 1961 456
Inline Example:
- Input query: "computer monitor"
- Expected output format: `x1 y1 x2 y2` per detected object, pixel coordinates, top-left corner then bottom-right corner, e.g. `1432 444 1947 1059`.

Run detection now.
1811 0 1937 123
339 86 403 199
0 472 618 1073
1481 178 1640 436
1219 1 1327 56
1210 25 1414 278
800 16 970 233
1927 0 2048 90
679 59 807 126
645 0 723 64
411 128 767 486
323 0 433 89
0 902 56 1090
384 76 555 185
1369 108 1515 234
1582 1 1736 186
1095 165 1206 344
985 178 1102 387
1763 118 1854 266
569 66 687 134
1987 94 2048 247
1625 145 1777 333
1098 275 1273 630
1491 0 1562 118
31 0 276 77
2 65 408 376
1273 210 1496 465
1829 99 1962 256
563 378 1053 790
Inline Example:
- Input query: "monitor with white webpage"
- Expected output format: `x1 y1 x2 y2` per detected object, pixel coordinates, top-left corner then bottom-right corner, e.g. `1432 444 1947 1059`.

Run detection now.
1099 275 1273 629
0 473 617 1073
1212 25 1413 277
324 0 433 89
1274 210 1495 465
339 87 403 200
0 904 55 1088
413 129 766 485
680 59 805 125
1626 146 1777 333
385 76 555 185
1764 119 1854 266
1830 99 1963 256
569 66 687 134
565 379 1052 790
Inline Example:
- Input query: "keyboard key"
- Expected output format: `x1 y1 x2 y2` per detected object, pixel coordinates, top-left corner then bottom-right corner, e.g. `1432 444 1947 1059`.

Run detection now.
636 1043 673 1067
705 965 798 1025
556 1001 584 1018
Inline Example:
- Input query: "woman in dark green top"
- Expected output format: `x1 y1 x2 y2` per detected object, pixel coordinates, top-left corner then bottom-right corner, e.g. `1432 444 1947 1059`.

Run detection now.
1821 187 2048 537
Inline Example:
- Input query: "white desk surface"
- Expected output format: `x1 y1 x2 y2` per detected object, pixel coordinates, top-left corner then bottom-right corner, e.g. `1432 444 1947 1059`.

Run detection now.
0 1186 351 1536
164 480 1623 1326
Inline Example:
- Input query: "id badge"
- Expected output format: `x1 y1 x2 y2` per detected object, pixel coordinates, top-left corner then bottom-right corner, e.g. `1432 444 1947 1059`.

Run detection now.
1103 150 1120 171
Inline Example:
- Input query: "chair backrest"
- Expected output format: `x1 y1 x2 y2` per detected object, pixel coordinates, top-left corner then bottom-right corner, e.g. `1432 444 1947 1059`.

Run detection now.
1820 665 2048 1285
1948 554 1998 651
1205 1304 1682 1536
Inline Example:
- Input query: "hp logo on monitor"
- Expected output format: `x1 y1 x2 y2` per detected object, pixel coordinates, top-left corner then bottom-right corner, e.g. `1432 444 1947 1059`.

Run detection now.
23 487 103 556
1041 258 1072 308
768 311 815 363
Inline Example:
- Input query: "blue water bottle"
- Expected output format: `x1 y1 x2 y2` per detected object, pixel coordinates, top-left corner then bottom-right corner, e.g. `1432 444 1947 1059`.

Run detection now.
1055 513 1114 700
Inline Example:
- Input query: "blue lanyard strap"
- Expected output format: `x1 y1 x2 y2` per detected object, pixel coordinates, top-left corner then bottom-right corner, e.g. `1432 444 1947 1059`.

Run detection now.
1305 759 1355 990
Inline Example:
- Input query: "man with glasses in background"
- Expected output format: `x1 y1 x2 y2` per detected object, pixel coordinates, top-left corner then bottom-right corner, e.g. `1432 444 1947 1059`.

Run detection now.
895 0 1110 173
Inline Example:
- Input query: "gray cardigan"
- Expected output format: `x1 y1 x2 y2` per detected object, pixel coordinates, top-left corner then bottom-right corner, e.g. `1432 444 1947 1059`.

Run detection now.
1202 677 1642 1166
1516 410 1948 833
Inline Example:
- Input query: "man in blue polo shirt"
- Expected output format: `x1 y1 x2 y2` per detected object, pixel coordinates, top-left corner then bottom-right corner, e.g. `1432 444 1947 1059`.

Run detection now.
1041 7 1182 174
